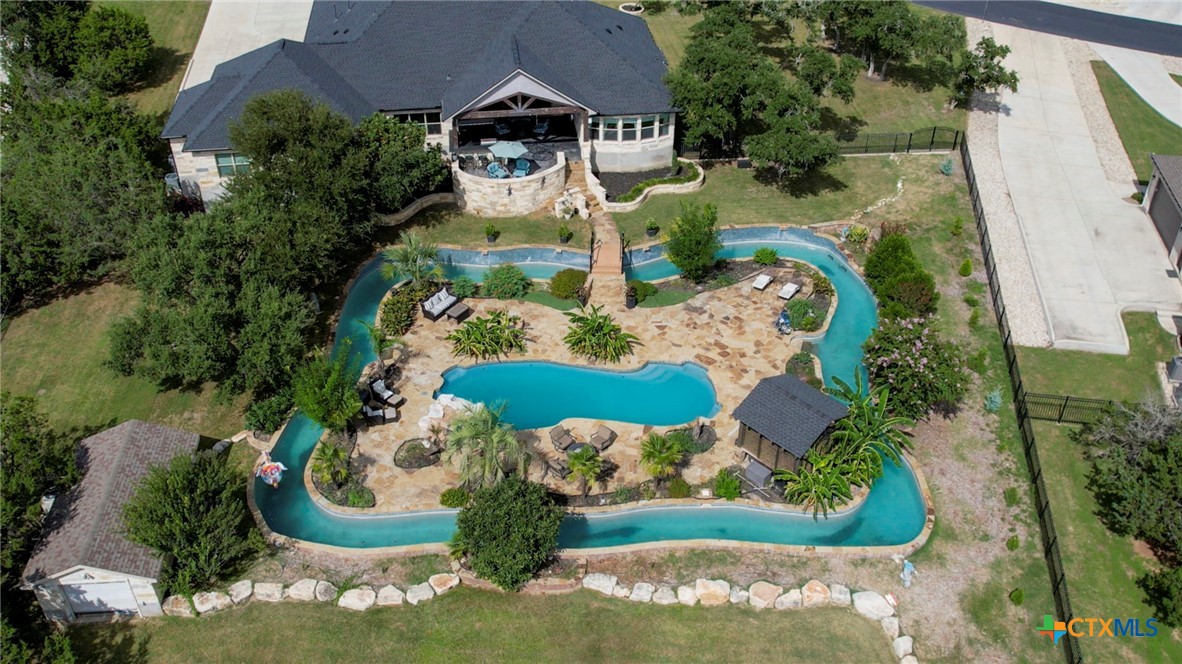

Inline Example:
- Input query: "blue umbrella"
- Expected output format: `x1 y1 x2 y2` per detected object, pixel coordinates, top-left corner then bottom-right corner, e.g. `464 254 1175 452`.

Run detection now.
488 140 529 160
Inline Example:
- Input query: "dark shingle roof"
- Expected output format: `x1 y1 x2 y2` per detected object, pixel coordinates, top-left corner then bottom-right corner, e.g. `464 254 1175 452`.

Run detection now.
1151 154 1182 208
22 421 200 585
164 0 672 150
732 375 848 459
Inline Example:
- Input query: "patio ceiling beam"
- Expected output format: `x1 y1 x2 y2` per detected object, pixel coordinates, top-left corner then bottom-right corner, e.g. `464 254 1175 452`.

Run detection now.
460 106 582 120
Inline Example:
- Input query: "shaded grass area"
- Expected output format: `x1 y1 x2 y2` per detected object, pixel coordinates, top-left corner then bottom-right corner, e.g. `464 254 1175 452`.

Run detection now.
70 590 896 664
1034 422 1182 663
819 72 966 136
1016 313 1175 403
1091 61 1182 182
0 283 247 439
386 205 592 249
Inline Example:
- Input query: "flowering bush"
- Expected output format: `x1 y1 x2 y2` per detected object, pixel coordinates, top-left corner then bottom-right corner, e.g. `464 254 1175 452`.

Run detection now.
863 317 969 419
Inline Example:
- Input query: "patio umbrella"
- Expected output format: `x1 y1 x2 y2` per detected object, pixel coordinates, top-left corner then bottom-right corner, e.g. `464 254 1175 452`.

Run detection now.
488 140 529 160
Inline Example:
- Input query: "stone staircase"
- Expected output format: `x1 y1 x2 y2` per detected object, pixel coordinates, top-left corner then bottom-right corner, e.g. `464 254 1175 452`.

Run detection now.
564 160 626 308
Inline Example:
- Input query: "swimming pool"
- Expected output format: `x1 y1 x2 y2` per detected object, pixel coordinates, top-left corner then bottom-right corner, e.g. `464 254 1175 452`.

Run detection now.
255 228 928 550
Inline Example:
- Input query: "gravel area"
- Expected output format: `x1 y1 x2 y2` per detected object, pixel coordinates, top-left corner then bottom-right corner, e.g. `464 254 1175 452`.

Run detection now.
1061 39 1139 188
963 19 1053 348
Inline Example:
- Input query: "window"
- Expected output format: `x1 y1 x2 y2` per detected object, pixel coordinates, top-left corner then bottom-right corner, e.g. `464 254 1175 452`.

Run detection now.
392 111 443 136
603 118 618 141
621 119 637 141
659 114 671 137
640 116 655 140
215 152 250 177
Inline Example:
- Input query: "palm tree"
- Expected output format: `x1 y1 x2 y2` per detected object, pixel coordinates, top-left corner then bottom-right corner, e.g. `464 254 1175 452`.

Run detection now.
380 231 443 284
563 304 639 363
639 432 684 483
567 446 603 496
827 373 913 483
312 442 350 488
445 404 533 490
359 319 403 357
775 450 854 519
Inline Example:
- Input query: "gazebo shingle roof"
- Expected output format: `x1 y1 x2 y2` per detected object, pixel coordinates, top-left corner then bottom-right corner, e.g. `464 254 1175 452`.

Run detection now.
732 375 848 459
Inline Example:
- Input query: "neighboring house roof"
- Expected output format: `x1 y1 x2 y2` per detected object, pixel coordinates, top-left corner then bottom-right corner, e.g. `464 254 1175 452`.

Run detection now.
732 375 848 459
164 0 672 151
1151 154 1182 208
22 421 200 585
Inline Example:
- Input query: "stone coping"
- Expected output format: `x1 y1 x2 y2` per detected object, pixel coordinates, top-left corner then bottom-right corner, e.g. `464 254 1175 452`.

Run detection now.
598 159 704 214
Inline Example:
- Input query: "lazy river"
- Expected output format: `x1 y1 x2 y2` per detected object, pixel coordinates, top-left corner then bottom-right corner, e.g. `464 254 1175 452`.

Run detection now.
253 227 928 550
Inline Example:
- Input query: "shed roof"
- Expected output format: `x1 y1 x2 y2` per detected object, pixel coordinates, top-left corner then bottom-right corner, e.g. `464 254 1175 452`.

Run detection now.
1151 154 1182 208
732 375 848 459
22 421 200 585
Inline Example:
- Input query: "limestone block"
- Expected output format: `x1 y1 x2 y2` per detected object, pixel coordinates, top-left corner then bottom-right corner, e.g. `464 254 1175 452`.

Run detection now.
315 581 337 602
582 573 618 596
613 584 631 598
677 585 698 606
774 589 802 609
376 585 405 606
652 586 678 605
695 579 730 606
338 587 376 611
629 582 655 602
192 592 232 614
228 580 252 604
253 583 284 602
428 573 460 595
163 595 194 617
892 636 914 659
406 582 435 605
748 582 783 610
285 578 318 602
853 592 895 621
801 580 831 608
881 616 900 641
830 583 851 606
729 588 749 604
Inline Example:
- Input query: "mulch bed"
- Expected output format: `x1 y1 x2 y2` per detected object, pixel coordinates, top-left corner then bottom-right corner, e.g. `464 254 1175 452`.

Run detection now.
598 164 682 200
393 438 441 469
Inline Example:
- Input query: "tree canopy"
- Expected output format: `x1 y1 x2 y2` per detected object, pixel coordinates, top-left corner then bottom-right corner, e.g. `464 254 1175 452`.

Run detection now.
451 477 563 591
357 114 449 212
664 201 722 282
953 37 1020 108
72 6 153 93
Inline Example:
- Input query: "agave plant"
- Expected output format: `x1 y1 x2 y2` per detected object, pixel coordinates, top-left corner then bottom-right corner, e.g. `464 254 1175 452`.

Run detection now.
446 311 526 360
639 432 684 483
312 442 350 488
444 404 533 490
775 450 854 519
567 445 604 496
563 304 639 363
380 231 444 285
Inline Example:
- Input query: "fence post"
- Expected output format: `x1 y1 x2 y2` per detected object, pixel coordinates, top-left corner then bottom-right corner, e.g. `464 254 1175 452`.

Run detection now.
1058 397 1069 423
905 132 913 154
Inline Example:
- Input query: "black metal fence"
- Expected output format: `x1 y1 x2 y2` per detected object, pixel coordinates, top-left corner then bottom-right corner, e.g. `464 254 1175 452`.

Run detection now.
1024 393 1114 425
837 126 962 155
961 139 1084 664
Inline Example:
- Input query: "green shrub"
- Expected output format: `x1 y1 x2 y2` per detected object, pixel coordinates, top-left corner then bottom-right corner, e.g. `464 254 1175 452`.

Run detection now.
451 477 563 591
1003 487 1019 507
292 342 362 431
958 258 973 277
612 485 639 504
753 247 778 266
939 157 954 176
713 274 737 288
549 269 587 300
967 348 989 376
864 235 940 318
713 469 741 501
863 317 969 419
968 307 981 329
666 430 695 455
484 223 497 238
788 351 814 371
446 311 527 360
645 218 659 232
451 276 479 298
563 305 638 362
1006 535 1020 551
245 390 293 433
812 274 834 297
641 484 657 500
346 482 376 508
616 161 700 203
665 201 721 281
1009 588 1024 606
1139 566 1182 627
950 216 964 237
864 235 920 285
1132 191 1144 204
381 282 435 336
785 298 823 332
440 487 471 508
963 294 979 308
667 476 692 499
845 225 870 245
482 264 531 300
627 280 658 304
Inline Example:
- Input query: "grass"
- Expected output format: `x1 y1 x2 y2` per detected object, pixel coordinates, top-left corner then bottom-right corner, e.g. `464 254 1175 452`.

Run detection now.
71 590 896 664
1017 312 1175 403
1034 422 1182 664
614 157 902 239
98 1 210 118
819 72 966 135
639 288 696 308
0 283 247 439
1091 61 1182 182
520 292 579 311
1172 74 1182 88
388 205 592 249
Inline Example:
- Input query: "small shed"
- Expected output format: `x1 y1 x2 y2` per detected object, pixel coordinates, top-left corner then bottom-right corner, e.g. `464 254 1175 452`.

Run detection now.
1144 154 1182 272
733 374 848 475
21 421 199 623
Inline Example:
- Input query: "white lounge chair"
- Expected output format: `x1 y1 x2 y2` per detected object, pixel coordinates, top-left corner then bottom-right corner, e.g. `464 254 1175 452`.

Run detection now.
372 379 398 404
363 404 398 423
778 282 801 300
751 273 773 291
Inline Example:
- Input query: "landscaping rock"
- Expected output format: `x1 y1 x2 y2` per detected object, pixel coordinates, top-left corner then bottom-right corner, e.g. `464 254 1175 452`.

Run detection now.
228 580 252 605
376 585 404 606
613 584 631 598
881 616 900 641
406 582 434 605
582 573 618 596
774 589 802 610
315 581 337 602
892 636 913 659
192 592 232 614
729 588 749 604
900 657 918 664
285 578 318 602
428 573 460 596
338 586 376 611
853 591 894 621
748 582 783 610
162 595 193 617
695 579 730 606
629 582 655 602
254 583 284 602
801 580 830 607
652 586 678 605
677 585 698 606
830 583 851 606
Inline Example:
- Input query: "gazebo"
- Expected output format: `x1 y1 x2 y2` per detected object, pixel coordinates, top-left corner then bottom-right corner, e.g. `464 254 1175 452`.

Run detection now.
732 375 848 481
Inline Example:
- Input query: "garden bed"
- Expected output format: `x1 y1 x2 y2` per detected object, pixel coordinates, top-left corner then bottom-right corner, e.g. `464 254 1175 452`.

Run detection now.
394 438 441 469
599 164 680 201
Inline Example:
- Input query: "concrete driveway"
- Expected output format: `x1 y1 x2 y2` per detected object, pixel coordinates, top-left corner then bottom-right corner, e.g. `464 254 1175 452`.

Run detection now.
994 23 1182 353
180 0 314 91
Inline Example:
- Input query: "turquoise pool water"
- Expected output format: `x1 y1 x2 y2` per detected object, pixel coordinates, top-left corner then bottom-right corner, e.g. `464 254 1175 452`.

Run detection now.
255 231 927 550
438 362 719 429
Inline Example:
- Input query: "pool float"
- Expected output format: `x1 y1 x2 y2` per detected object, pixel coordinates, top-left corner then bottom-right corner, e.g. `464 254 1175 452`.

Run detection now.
254 452 287 489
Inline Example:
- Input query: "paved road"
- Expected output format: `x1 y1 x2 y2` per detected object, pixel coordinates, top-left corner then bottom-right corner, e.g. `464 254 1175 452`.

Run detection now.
916 1 1182 56
181 0 314 91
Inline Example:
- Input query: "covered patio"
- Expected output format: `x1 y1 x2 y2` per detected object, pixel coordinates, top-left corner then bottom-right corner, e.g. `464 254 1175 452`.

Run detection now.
451 90 586 179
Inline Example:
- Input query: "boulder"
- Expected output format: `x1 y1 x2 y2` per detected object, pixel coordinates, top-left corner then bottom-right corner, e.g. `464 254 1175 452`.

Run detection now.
729 588 749 604
582 573 618 596
652 586 678 605
254 583 284 602
774 589 802 610
676 585 698 606
629 582 655 602
892 636 914 659
228 580 253 605
900 657 918 664
881 616 900 641
338 586 376 611
853 591 895 621
830 583 851 606
376 585 405 606
192 592 232 614
162 595 194 617
315 581 337 602
406 582 435 605
801 580 831 608
285 578 318 602
428 573 460 596
613 585 631 598
695 579 730 606
748 582 783 610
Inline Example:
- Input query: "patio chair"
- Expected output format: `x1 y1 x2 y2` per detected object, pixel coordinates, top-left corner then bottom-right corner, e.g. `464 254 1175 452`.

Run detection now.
371 379 398 404
512 158 530 178
549 425 575 451
548 458 571 480
487 162 510 179
589 425 617 451
752 273 773 291
494 120 510 136
363 404 392 423
778 282 801 300
532 118 549 138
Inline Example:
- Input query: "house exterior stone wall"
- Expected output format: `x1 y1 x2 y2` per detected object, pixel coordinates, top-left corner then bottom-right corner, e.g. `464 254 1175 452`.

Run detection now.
454 152 567 216
169 138 229 205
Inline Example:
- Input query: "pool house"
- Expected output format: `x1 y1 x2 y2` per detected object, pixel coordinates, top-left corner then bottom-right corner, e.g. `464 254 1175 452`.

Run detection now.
732 375 849 485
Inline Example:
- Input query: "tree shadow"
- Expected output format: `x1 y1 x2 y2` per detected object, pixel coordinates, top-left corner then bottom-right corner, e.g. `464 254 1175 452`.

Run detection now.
136 46 185 93
884 59 954 93
818 107 867 141
754 167 849 199
69 621 151 664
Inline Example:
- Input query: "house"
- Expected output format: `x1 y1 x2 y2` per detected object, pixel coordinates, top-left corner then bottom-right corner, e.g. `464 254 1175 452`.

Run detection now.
1144 154 1182 273
732 374 849 485
21 421 200 624
163 0 677 209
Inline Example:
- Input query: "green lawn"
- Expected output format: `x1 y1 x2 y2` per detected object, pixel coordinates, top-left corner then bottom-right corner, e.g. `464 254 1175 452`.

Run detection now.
1091 61 1182 182
71 590 896 663
1034 423 1182 664
820 73 966 135
0 283 247 439
1016 313 1175 402
640 287 696 308
1172 74 1182 88
521 291 579 311
614 157 902 240
388 205 592 249
98 1 210 118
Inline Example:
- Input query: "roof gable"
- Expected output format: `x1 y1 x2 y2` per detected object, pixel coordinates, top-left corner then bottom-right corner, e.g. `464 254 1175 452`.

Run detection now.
732 375 848 459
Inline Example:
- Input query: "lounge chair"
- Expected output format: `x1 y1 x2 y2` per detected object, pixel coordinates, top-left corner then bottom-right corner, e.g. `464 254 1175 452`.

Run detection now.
363 404 397 423
487 162 510 179
512 158 530 178
548 458 571 480
371 379 398 404
549 425 575 451
752 273 773 291
778 282 801 300
589 425 617 451
421 288 458 321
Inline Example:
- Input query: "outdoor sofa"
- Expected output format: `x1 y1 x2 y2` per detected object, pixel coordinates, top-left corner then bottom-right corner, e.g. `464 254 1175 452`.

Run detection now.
421 288 458 321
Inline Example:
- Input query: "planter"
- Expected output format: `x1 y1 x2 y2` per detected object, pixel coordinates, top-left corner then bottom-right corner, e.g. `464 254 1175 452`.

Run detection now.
619 3 643 14
486 235 496 244
625 293 638 309
559 235 571 245
645 228 658 238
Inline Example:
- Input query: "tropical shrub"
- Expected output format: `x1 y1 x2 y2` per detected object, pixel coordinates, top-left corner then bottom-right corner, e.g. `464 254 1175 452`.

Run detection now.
440 487 471 509
450 276 479 298
567 446 604 496
713 469 742 500
785 298 823 332
482 264 531 300
666 430 695 455
380 231 442 284
753 247 778 266
445 404 532 490
563 305 639 363
827 373 913 487
381 281 436 336
245 390 293 433
775 450 854 519
628 280 658 304
863 317 969 419
665 201 721 282
446 311 526 360
312 442 350 488
958 258 973 277
667 476 692 499
845 225 870 245
292 342 362 431
812 273 834 298
640 433 685 482
549 269 587 300
451 477 563 591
